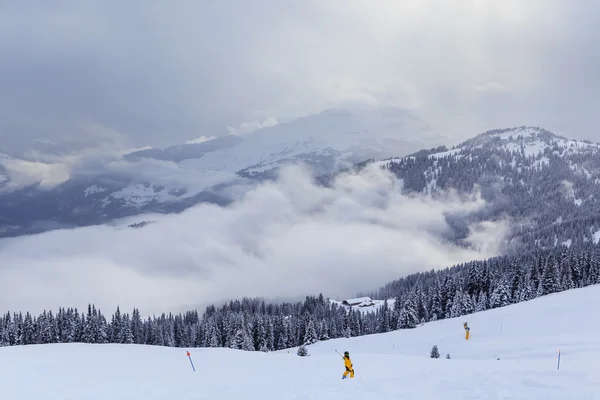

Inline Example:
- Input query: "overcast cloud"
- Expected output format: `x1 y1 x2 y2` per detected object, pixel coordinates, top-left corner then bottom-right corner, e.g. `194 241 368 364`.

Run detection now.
1 0 599 152
0 164 509 316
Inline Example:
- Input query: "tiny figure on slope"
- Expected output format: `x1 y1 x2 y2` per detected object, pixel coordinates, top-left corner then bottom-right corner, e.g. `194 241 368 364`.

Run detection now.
342 351 354 379
464 322 470 340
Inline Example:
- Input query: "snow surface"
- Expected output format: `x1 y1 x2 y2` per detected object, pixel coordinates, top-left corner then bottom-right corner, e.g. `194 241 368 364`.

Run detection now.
2 285 600 399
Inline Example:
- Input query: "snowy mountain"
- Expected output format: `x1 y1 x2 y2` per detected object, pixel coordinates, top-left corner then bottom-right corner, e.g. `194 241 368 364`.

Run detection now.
2 122 599 245
0 106 438 238
373 126 600 252
126 106 436 177
2 283 599 399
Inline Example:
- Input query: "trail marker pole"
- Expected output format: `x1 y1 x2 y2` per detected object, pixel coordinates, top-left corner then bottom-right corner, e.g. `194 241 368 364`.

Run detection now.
557 349 561 370
187 351 196 371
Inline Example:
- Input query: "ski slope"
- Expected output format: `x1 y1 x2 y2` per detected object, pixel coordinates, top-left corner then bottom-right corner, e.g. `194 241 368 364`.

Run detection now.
2 285 600 399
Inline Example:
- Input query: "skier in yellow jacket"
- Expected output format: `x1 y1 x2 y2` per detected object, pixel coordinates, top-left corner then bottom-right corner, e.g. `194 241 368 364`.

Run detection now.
342 351 354 379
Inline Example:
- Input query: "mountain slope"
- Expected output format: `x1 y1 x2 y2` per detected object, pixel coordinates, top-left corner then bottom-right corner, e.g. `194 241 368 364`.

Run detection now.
0 106 437 238
124 106 435 178
374 126 600 252
182 107 434 178
1 284 598 399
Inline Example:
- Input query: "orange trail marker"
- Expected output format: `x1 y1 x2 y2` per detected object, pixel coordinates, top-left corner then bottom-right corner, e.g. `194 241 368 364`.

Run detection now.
186 351 195 371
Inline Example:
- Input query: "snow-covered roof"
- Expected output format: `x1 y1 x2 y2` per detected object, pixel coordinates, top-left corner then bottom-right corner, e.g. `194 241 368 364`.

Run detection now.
342 297 372 305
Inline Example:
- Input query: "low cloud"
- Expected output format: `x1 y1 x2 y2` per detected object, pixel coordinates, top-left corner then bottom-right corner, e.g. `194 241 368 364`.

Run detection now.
1 157 71 189
0 163 509 316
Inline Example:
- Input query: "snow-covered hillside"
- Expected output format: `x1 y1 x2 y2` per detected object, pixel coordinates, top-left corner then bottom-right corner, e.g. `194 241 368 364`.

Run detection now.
379 126 600 170
2 284 598 399
371 126 600 251
93 107 434 208
135 107 436 178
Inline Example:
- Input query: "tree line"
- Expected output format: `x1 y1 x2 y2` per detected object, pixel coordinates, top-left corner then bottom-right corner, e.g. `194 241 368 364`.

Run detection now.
2 242 599 350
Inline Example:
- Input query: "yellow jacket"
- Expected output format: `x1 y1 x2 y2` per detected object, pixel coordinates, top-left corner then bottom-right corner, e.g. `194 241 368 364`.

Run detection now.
344 356 353 371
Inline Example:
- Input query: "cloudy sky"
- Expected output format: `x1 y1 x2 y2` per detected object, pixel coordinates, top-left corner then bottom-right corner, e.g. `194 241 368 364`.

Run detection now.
0 164 508 316
0 0 596 317
1 0 599 152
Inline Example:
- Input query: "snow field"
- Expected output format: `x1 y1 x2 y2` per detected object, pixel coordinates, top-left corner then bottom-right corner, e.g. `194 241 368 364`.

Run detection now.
2 285 600 399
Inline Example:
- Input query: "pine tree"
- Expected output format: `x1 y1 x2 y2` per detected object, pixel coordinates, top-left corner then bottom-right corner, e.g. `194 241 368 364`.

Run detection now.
266 319 275 350
462 294 475 315
319 320 330 341
303 320 318 345
450 290 464 318
231 328 246 350
398 294 419 329
489 281 510 309
242 329 255 351
297 344 309 356
429 288 443 321
430 345 440 358
475 292 488 312
538 255 560 296
377 300 391 333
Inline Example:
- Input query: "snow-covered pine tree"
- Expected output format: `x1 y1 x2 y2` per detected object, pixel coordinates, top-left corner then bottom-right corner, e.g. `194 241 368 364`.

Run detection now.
297 344 309 356
304 319 318 345
463 294 475 315
231 328 246 350
266 319 275 350
320 320 330 341
122 315 134 344
377 300 391 333
489 281 510 309
208 325 220 348
398 293 419 329
429 288 443 321
242 329 255 351
538 254 560 297
276 319 289 350
449 290 464 318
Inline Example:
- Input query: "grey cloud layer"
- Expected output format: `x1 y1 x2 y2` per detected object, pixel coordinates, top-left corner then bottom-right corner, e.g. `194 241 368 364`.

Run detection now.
1 1 599 150
0 164 508 316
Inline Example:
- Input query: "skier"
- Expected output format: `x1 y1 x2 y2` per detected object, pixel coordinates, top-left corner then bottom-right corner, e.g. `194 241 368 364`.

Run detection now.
342 351 354 379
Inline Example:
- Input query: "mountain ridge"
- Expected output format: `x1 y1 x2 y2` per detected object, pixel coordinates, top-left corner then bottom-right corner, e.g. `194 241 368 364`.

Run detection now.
2 122 599 247
0 106 438 238
371 126 600 253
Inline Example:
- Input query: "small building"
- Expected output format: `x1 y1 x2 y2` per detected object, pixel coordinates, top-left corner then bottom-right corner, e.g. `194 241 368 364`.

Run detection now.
342 297 375 307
